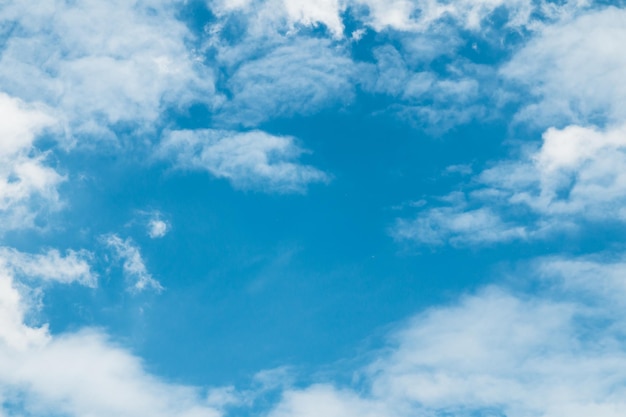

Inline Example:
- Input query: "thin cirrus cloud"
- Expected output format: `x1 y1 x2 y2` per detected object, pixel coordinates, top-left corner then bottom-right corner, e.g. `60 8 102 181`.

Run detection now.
158 129 329 193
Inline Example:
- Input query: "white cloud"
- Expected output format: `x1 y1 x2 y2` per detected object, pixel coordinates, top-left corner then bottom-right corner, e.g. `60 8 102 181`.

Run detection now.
0 0 214 141
503 6 626 127
210 0 543 36
4 243 626 417
104 234 162 292
204 0 587 130
538 254 626 309
264 254 626 417
0 247 96 287
396 122 626 245
359 45 498 132
394 204 528 246
0 93 63 232
393 6 626 246
158 129 329 193
148 219 170 239
0 261 220 417
209 0 345 37
282 0 345 37
483 124 626 219
349 0 580 33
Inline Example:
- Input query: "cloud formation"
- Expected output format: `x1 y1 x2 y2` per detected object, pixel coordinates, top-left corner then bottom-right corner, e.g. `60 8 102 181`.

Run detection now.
503 7 626 127
0 247 96 287
0 260 220 417
159 129 329 193
0 94 62 232
1 2 625 417
0 0 214 140
265 254 626 417
395 123 626 246
148 218 170 239
104 234 163 292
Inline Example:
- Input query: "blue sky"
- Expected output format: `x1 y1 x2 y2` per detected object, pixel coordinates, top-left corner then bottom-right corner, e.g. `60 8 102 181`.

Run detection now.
2 1 626 416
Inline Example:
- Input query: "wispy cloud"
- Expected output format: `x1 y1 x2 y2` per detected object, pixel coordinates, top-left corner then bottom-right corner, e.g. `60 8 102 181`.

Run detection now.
213 37 357 126
158 129 329 193
395 122 626 246
103 234 162 293
0 247 96 287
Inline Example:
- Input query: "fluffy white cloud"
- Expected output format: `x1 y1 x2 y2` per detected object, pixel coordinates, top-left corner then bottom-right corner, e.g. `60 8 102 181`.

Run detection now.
265 254 626 417
209 0 345 36
0 260 219 417
104 234 163 292
0 93 63 232
0 0 214 140
503 6 626 127
395 122 626 245
393 5 626 246
206 0 582 132
205 0 588 130
482 124 626 219
158 129 329 193
282 0 345 37
148 219 170 239
209 0 576 37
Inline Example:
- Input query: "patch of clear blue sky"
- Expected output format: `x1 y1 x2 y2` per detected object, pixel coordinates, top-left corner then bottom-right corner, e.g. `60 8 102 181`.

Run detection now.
12 0 624 391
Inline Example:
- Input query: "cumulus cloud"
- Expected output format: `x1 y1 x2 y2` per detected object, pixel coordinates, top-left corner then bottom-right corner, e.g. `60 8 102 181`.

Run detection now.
0 261 219 417
392 5 626 246
0 0 214 141
264 253 626 417
395 122 626 245
104 234 162 292
158 129 329 193
205 0 587 131
0 93 63 232
503 6 626 127
3 243 623 417
209 0 576 37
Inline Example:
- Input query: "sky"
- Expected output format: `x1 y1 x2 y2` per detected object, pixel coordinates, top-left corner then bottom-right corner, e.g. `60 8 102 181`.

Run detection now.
1 0 626 416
